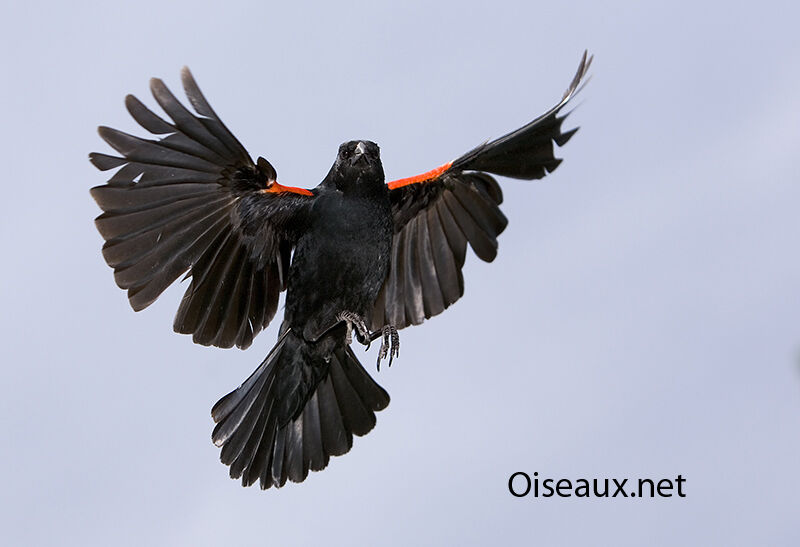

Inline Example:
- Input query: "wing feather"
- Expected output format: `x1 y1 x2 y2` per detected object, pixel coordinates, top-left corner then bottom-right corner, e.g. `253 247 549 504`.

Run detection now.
416 213 446 318
91 68 315 349
374 51 591 330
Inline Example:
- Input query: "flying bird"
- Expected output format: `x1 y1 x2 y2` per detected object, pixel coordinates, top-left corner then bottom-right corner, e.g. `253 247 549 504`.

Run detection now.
90 51 592 489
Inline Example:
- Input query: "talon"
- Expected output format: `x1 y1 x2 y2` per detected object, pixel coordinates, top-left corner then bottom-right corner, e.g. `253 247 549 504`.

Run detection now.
389 327 399 366
337 311 371 348
355 327 371 350
376 325 399 370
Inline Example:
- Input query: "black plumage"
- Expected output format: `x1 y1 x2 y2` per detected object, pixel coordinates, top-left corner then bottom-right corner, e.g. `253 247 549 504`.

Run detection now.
90 52 591 489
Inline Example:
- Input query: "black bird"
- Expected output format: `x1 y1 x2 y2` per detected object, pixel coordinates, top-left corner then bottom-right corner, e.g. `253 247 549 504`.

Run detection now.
90 52 592 489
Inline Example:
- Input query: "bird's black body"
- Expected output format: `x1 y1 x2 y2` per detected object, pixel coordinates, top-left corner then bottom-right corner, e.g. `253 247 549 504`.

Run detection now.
90 52 592 489
284 141 393 342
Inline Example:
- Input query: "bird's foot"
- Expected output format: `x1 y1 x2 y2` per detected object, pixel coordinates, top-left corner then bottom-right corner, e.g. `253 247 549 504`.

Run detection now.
337 311 371 347
376 325 399 370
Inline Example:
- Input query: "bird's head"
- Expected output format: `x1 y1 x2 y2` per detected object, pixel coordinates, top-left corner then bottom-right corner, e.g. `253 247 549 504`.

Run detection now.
327 140 384 193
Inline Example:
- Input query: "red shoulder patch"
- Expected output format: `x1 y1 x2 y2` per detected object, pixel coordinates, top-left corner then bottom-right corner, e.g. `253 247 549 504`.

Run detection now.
260 182 313 196
387 161 453 190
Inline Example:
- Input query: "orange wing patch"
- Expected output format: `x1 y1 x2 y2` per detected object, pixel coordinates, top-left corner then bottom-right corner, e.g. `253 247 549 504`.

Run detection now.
387 161 453 190
260 182 313 196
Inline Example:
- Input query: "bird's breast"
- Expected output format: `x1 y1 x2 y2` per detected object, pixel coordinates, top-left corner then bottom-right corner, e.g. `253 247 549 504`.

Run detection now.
283 191 393 339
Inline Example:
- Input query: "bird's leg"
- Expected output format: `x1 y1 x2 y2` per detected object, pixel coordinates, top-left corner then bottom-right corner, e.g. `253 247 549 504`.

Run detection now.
376 325 399 370
344 322 352 345
336 311 370 347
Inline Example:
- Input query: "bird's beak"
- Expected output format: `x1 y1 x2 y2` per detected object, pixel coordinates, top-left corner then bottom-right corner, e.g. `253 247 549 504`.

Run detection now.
351 142 368 166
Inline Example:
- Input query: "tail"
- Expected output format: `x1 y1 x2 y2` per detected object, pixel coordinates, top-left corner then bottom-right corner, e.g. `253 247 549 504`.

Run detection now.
210 328 390 489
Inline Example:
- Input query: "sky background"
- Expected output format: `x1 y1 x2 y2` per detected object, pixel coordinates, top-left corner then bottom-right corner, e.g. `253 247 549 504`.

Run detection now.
1 1 799 545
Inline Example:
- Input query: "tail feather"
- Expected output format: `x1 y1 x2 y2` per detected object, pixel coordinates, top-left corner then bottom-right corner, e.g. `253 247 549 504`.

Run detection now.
301 391 326 472
211 331 289 438
225 394 272 475
329 349 378 436
315 373 350 457
211 328 390 489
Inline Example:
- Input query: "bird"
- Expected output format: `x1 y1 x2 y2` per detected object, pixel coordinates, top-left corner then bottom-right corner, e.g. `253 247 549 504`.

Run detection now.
90 51 592 490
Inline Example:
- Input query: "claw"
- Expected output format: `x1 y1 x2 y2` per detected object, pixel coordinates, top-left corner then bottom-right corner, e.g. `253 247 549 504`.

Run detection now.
376 325 399 370
389 327 399 366
337 311 370 347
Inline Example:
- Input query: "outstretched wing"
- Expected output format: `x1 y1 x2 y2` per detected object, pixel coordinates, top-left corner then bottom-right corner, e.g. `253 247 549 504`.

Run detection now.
90 67 315 350
372 51 592 330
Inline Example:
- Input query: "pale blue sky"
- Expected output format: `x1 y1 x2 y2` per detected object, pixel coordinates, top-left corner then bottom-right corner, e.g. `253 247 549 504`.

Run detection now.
1 1 799 545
